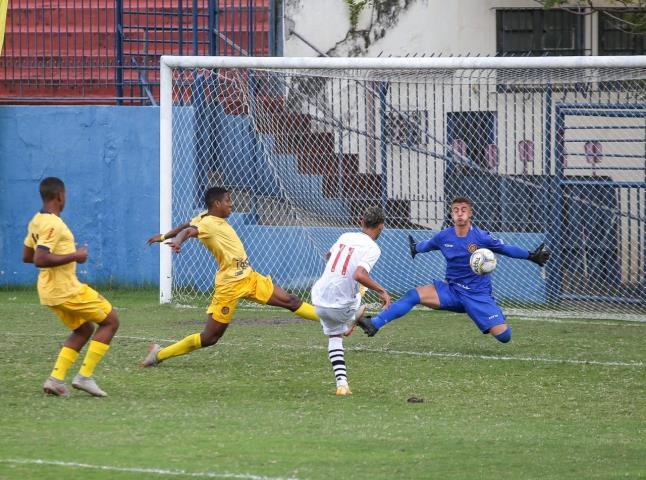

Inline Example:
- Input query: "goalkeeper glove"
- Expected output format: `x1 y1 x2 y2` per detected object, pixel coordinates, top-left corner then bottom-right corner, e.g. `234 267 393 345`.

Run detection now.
408 234 418 259
528 243 550 267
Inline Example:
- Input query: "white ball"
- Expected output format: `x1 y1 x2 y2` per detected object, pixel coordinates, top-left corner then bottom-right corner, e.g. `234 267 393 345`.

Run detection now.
470 248 497 275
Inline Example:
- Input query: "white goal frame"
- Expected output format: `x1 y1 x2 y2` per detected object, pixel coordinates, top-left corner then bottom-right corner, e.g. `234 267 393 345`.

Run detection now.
159 54 646 306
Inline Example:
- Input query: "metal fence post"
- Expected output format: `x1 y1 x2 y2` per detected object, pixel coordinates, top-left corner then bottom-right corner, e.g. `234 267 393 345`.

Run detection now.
543 86 554 302
192 0 199 56
379 82 390 220
115 0 124 104
551 104 565 304
208 0 215 55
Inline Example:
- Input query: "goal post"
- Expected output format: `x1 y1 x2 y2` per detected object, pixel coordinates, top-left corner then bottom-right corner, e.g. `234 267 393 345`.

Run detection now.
160 55 646 319
160 59 173 304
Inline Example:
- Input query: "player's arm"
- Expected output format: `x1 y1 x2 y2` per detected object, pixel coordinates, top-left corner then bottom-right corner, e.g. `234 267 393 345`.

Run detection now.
486 235 549 266
33 245 88 267
22 245 34 263
167 226 198 253
353 266 391 309
408 234 440 258
147 221 192 245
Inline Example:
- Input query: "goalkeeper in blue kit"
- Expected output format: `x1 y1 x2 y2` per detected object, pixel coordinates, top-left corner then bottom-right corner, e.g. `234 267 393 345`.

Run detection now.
357 197 550 343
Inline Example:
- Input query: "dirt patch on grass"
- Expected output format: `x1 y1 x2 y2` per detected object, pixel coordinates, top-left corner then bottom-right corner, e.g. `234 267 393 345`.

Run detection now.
235 317 304 326
178 317 304 327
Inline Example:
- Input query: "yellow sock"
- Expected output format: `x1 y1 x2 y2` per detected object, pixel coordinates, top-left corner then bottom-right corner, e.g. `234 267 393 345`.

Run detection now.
79 340 110 377
294 302 319 321
50 346 79 381
158 333 202 362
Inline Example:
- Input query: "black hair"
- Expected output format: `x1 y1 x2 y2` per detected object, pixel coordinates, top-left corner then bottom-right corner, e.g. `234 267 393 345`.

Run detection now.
39 177 65 201
362 206 385 229
205 187 230 209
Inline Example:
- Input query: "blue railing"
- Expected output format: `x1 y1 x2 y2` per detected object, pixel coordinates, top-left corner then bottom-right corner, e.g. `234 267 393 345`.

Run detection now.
0 0 278 105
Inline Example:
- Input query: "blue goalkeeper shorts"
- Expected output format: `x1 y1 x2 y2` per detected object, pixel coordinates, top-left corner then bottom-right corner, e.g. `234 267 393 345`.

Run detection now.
433 280 506 334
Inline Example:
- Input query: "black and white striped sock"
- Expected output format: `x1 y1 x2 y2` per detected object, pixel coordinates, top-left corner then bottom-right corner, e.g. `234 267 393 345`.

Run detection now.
328 337 347 387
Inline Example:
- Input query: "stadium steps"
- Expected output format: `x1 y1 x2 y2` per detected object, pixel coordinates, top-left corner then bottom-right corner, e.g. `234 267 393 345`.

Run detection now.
0 0 270 103
7 2 266 28
296 154 359 176
0 84 120 104
255 112 312 135
247 101 404 223
205 87 415 226
215 95 285 116
248 97 416 226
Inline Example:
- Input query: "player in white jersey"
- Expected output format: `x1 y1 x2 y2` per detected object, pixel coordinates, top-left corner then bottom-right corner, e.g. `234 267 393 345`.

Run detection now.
311 207 391 396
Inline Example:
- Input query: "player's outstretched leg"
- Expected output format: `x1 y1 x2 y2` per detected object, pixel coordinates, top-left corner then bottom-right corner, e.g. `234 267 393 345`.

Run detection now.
357 288 423 336
141 315 228 367
268 285 319 321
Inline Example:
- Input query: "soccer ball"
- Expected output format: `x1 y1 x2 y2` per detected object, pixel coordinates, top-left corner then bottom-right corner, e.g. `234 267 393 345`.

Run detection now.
470 248 497 275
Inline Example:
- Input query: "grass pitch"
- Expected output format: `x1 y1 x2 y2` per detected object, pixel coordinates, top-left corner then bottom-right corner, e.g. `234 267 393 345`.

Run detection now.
0 289 644 480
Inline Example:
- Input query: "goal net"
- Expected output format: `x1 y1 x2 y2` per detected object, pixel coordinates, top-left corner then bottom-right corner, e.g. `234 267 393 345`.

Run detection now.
160 56 646 320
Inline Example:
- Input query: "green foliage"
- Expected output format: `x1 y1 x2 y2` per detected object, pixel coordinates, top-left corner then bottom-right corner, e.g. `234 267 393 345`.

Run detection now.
1 289 645 479
346 0 371 31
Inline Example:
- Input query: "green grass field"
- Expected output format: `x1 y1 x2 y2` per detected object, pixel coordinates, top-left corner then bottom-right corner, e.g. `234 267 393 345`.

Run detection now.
0 289 645 480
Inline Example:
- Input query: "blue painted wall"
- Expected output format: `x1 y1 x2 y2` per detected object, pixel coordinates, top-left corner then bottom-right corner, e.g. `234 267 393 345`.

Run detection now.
0 106 160 286
0 105 546 304
172 215 546 303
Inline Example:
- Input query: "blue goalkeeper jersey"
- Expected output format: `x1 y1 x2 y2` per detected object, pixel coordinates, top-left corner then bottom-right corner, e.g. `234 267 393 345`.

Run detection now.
416 225 529 294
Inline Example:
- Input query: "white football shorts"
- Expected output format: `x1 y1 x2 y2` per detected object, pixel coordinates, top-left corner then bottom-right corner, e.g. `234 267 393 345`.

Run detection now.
315 298 362 336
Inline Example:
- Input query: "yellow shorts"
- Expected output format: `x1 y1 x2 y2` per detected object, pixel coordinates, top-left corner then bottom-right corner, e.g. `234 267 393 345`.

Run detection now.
207 271 275 324
48 284 113 331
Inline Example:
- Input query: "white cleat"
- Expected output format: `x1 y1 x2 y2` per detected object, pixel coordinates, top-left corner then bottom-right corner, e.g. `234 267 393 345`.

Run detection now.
72 374 108 397
140 343 162 368
43 376 70 398
344 305 367 337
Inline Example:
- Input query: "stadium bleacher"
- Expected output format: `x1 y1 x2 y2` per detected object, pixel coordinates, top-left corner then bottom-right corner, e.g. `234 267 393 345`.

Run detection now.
0 0 273 104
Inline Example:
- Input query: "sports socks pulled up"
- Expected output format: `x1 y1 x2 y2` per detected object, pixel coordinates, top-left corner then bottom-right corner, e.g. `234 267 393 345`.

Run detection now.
328 336 347 387
79 340 110 377
50 346 79 381
493 326 512 343
294 302 319 321
371 288 421 330
157 333 202 362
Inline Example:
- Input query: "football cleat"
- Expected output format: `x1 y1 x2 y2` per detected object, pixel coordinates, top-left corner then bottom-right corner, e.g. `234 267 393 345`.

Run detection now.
356 315 379 337
344 305 367 337
140 343 162 368
335 385 352 396
72 374 107 397
43 376 70 398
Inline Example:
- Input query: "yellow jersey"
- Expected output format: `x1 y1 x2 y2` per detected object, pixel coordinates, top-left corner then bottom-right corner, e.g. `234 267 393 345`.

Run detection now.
24 212 82 306
189 210 209 227
194 214 251 286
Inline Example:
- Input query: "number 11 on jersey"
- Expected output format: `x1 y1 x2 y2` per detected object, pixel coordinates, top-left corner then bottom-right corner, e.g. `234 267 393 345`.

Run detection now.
331 244 355 276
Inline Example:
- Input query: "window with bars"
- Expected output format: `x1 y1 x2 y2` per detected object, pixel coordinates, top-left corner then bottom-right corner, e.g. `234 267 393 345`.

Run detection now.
599 10 646 55
446 111 497 170
496 9 584 56
384 111 428 147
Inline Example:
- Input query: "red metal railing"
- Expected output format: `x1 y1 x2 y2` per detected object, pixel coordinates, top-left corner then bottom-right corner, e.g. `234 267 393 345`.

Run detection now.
0 0 276 104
